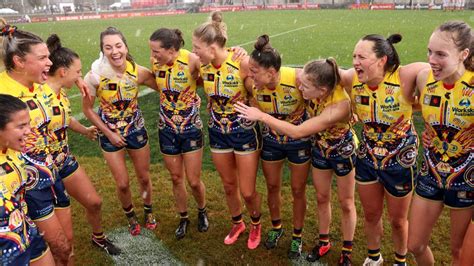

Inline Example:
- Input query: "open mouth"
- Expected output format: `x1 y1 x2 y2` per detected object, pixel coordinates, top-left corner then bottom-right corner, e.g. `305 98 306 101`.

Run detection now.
111 55 123 64
41 70 49 82
430 65 442 79
18 137 26 149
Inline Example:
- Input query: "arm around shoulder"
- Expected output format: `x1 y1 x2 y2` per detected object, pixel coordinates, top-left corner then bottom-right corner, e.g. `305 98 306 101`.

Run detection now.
339 68 355 90
138 65 158 91
400 62 430 103
189 52 201 81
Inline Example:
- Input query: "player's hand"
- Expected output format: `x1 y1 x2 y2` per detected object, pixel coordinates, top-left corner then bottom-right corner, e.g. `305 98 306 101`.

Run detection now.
421 129 432 149
107 132 127 147
84 126 98 141
230 46 248 61
234 101 264 121
76 77 92 100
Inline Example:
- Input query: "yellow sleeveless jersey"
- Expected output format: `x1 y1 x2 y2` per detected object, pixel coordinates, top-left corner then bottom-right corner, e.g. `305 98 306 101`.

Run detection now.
0 72 54 167
307 84 355 150
420 70 474 187
43 84 71 166
153 49 201 133
201 51 251 133
352 67 415 159
254 67 305 143
96 60 143 136
0 149 37 257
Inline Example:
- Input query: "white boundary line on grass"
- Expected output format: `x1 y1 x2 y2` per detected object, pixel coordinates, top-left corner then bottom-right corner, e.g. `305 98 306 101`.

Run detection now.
73 24 316 119
236 24 317 46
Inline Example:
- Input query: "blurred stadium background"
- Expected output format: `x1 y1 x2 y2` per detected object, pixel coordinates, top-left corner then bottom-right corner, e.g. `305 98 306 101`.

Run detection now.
0 0 471 23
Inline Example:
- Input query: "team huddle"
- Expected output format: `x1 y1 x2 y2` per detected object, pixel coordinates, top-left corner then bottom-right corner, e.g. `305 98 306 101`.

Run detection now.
0 11 472 266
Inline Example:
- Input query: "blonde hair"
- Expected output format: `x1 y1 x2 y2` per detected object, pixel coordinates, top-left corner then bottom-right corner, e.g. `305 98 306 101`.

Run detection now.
193 11 227 47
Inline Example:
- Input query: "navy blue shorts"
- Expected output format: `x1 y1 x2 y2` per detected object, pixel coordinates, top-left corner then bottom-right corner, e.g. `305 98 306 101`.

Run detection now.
57 155 79 182
159 128 204 156
311 133 357 177
355 136 417 197
25 187 55 221
312 147 356 177
6 245 32 265
99 127 149 152
209 126 261 154
355 158 415 197
29 233 49 263
261 137 311 164
415 157 473 208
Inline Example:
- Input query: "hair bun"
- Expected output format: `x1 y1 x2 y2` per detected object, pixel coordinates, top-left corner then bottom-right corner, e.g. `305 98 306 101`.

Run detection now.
387 34 402 45
46 34 62 53
211 11 223 23
254 34 271 52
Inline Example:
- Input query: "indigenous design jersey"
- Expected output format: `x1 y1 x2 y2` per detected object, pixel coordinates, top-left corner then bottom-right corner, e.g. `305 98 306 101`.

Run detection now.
351 67 416 168
153 49 202 133
254 67 306 143
43 84 71 167
307 84 355 156
0 149 38 262
201 51 254 133
420 70 474 189
0 72 57 190
96 61 144 137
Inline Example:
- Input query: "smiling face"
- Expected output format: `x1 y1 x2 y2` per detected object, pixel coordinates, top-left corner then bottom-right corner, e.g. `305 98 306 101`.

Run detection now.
0 110 31 152
428 30 467 82
192 36 213 65
17 43 52 85
298 72 328 100
101 34 128 69
149 40 176 65
352 40 385 85
248 58 275 88
61 58 83 89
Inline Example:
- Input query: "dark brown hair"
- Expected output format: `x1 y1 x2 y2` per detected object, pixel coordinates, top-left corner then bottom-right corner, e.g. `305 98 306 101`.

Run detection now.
250 34 281 71
0 94 27 130
362 33 402 74
46 34 79 75
149 28 184 51
99 27 134 67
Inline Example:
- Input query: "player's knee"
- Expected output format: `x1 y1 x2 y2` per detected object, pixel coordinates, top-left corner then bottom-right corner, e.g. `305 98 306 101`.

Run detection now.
339 198 355 214
291 186 306 199
242 190 257 203
364 210 383 224
390 217 407 231
188 179 202 191
266 183 280 194
116 181 131 194
408 239 427 256
223 183 238 196
170 173 184 185
87 195 102 212
317 192 331 205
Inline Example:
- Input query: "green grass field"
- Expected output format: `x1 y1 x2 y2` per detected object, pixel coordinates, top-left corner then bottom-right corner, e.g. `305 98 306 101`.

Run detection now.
18 10 473 265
